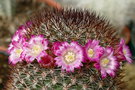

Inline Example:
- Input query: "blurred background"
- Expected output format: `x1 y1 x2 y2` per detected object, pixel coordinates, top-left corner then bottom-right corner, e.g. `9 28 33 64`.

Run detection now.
0 0 135 89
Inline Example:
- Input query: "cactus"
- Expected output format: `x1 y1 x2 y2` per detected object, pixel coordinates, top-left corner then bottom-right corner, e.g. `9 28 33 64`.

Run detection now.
5 8 126 90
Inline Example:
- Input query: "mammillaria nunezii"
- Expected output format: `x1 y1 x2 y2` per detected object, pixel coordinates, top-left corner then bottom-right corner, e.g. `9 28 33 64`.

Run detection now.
5 8 132 90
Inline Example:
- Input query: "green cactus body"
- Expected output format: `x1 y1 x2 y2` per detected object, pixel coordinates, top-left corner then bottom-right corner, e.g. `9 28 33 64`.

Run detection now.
5 9 125 90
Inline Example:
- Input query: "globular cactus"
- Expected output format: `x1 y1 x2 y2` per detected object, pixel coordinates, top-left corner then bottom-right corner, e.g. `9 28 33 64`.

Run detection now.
5 8 128 90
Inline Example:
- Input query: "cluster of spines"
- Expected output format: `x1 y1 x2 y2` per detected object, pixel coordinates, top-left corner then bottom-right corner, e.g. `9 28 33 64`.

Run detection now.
5 62 125 90
25 8 119 46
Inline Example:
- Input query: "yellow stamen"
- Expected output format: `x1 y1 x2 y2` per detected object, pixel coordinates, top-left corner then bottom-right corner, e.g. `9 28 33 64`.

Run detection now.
123 49 126 55
88 49 94 57
64 52 76 64
101 58 110 67
15 49 23 56
32 45 42 55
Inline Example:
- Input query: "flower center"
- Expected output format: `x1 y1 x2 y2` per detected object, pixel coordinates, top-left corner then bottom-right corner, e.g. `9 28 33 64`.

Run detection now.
32 45 42 55
88 48 94 57
123 49 127 55
64 52 76 64
101 58 110 67
15 49 23 56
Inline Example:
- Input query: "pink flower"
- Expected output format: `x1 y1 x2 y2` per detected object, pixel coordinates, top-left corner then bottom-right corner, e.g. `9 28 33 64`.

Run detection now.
94 48 119 78
9 22 32 51
54 41 84 72
115 39 132 63
84 40 104 62
11 32 20 42
17 21 32 36
22 35 48 63
52 41 62 55
12 21 32 42
8 26 27 52
8 38 25 65
12 25 27 41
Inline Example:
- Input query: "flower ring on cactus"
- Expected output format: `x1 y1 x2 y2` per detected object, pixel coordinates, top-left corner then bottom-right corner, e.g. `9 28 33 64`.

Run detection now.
84 40 104 62
94 48 119 78
54 41 84 72
22 35 49 63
